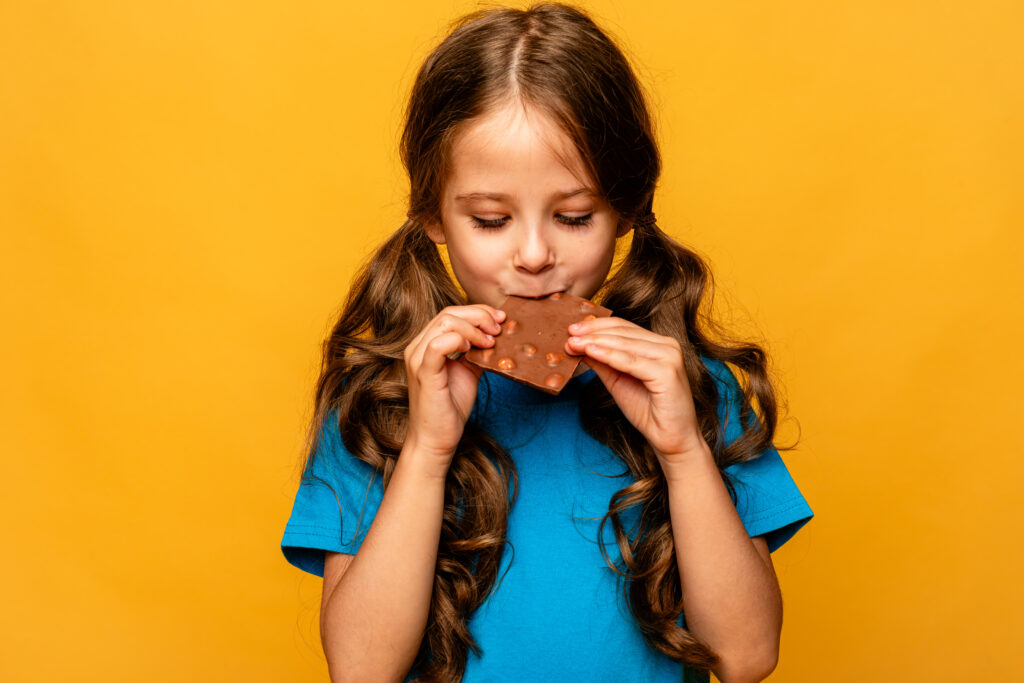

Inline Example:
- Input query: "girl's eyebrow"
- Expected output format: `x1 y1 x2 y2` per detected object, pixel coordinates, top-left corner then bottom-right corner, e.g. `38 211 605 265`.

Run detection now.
454 188 593 202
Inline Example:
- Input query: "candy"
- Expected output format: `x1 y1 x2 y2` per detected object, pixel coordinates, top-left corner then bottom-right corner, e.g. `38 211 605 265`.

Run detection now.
464 292 613 395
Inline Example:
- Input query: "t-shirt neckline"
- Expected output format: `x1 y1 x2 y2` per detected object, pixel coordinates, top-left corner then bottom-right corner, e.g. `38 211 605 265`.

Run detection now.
476 368 598 408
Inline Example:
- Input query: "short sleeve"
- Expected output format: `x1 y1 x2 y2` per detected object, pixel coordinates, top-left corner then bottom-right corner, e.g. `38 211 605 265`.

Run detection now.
703 357 815 553
280 409 385 577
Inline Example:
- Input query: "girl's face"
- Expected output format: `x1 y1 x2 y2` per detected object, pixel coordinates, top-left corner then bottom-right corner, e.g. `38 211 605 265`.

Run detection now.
423 101 631 309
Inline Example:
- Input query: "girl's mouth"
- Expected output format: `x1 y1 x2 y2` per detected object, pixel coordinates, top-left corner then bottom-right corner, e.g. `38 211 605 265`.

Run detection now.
511 290 565 300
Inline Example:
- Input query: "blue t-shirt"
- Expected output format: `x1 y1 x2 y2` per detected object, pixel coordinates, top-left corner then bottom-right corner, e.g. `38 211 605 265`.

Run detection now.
281 357 814 681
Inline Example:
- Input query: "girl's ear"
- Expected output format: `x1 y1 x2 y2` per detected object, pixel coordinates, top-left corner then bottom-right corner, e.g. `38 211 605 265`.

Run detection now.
423 219 447 245
615 219 633 238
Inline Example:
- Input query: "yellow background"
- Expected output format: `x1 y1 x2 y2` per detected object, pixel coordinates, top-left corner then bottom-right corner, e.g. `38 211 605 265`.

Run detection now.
2 1 1021 680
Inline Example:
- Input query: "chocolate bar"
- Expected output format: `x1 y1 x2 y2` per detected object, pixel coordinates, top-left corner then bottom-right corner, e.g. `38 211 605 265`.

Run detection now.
464 292 612 395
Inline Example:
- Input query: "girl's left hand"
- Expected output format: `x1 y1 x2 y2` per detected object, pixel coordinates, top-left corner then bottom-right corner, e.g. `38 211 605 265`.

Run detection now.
565 316 710 469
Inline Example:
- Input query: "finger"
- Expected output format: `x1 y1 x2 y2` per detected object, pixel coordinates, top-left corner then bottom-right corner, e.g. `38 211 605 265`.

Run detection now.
413 306 504 349
455 356 484 380
410 312 494 368
418 330 474 378
572 338 672 384
407 305 505 373
566 332 678 361
579 353 619 387
441 304 506 335
435 311 500 345
567 317 665 343
415 319 496 374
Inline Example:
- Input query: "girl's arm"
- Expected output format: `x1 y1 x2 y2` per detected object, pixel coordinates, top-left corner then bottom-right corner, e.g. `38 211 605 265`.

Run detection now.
663 450 783 683
320 303 504 683
319 444 448 683
564 320 783 682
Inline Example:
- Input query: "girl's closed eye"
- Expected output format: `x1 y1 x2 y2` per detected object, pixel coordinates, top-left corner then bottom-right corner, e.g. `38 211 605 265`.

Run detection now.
470 213 594 229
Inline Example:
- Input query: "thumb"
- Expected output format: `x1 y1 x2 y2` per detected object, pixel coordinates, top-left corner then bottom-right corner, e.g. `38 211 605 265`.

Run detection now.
582 354 618 388
455 356 484 379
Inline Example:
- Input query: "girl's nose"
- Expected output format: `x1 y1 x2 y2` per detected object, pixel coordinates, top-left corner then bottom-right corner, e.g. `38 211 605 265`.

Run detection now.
513 227 555 274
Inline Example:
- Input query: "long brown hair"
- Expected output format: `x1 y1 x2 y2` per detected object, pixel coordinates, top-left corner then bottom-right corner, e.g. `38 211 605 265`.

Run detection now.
301 3 795 679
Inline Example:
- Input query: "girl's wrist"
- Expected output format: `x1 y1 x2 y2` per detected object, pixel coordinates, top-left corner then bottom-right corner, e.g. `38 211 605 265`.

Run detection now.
399 438 455 482
656 441 715 485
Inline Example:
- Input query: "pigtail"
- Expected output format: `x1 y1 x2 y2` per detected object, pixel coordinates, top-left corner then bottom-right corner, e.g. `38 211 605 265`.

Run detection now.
302 218 519 683
581 220 787 674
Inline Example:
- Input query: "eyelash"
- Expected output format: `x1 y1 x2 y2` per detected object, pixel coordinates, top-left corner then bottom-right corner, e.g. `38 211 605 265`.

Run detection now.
470 214 594 229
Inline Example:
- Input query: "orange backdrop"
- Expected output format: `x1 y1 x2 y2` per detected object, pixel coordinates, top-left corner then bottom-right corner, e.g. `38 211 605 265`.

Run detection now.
2 1 1021 681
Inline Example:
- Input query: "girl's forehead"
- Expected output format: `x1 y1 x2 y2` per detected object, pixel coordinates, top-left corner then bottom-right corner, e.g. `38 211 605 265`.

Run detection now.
448 103 594 197
454 101 570 154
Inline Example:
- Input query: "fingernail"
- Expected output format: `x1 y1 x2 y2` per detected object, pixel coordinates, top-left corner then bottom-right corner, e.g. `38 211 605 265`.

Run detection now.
485 334 494 343
569 336 581 344
569 323 581 332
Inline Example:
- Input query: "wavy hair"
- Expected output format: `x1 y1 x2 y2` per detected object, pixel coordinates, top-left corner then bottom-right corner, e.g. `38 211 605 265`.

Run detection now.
300 3 795 680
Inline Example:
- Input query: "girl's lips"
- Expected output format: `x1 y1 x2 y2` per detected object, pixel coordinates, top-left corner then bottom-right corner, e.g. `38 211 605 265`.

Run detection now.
511 290 565 299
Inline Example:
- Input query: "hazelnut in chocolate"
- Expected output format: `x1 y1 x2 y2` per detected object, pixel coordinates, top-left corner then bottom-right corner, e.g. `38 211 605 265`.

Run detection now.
465 292 612 395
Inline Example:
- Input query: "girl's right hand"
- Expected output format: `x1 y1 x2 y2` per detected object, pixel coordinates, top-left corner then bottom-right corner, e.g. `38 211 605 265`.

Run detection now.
403 304 505 478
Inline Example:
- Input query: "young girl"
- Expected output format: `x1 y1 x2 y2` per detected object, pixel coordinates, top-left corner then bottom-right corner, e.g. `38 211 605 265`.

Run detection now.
281 3 813 682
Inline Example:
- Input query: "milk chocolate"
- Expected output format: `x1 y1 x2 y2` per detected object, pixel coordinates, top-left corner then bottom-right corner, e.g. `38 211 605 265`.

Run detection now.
465 292 612 395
